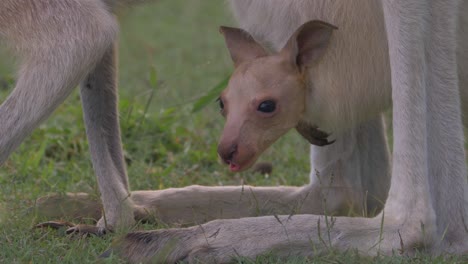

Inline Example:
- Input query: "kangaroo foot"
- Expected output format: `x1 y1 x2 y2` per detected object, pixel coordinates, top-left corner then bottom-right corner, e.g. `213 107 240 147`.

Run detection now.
35 221 107 237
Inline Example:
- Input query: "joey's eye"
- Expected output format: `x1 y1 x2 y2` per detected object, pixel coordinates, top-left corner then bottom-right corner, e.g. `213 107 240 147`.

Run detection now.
217 97 224 110
257 100 276 113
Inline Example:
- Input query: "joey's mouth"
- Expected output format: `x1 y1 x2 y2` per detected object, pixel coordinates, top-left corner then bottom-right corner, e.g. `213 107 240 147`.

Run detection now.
223 154 257 172
228 161 241 172
225 159 254 172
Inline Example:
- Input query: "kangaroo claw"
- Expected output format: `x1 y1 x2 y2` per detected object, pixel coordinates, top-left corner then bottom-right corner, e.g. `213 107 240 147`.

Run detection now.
295 122 334 146
66 224 107 237
35 220 75 229
35 221 107 237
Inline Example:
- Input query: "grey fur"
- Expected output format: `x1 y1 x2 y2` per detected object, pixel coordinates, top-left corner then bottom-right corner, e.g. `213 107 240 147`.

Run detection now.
107 0 468 262
0 0 134 230
1 0 467 262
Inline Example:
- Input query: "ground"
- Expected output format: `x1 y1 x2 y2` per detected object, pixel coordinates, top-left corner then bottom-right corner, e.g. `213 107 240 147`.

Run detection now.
0 1 466 263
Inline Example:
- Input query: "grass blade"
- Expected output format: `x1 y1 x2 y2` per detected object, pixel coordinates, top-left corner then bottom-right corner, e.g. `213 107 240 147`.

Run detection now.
192 76 229 113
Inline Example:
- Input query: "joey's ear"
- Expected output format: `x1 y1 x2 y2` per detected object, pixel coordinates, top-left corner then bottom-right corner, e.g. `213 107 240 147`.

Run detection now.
220 26 268 67
280 20 337 69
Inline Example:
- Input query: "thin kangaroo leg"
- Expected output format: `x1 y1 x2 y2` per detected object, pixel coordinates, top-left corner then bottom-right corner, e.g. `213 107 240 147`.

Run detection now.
75 43 135 232
0 2 116 164
382 0 467 251
0 1 124 230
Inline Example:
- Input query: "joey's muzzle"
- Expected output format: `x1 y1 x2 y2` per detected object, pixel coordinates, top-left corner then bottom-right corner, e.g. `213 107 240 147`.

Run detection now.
217 142 237 165
217 133 258 172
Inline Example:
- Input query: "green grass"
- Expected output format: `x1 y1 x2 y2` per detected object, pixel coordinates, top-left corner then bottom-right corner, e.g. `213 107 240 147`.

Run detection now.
0 1 465 263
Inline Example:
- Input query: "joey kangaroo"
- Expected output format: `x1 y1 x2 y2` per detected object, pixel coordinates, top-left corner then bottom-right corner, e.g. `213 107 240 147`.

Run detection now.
101 1 467 262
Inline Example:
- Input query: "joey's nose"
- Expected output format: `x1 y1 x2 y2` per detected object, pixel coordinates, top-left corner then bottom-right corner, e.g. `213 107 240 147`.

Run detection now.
217 143 238 164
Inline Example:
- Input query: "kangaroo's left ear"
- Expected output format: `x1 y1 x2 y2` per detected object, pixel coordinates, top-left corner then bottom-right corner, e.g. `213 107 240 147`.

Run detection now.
220 26 268 67
280 20 337 70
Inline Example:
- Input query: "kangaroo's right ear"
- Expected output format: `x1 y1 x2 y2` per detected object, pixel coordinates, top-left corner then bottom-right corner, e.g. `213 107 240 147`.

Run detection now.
220 26 268 67
280 20 337 70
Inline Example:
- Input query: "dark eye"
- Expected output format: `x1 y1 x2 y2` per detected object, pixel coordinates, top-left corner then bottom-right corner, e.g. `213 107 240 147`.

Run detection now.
257 100 276 113
217 97 224 110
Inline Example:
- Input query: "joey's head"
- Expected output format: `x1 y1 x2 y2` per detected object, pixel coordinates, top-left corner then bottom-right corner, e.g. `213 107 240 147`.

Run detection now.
217 20 337 172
